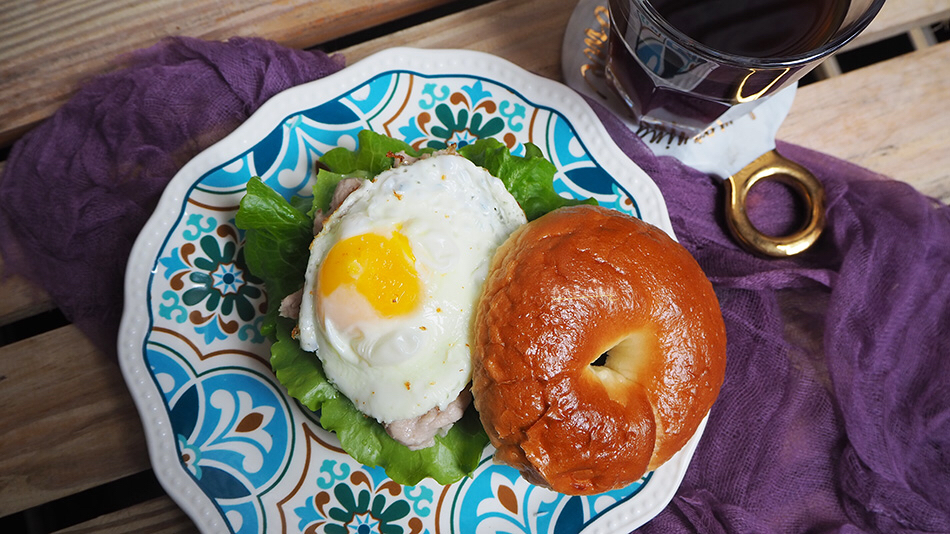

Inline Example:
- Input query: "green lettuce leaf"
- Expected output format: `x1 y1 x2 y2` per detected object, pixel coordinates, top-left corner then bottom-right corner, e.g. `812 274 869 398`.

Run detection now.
458 138 596 220
311 131 433 214
317 130 594 221
311 169 359 216
319 129 430 175
270 316 488 485
235 177 313 332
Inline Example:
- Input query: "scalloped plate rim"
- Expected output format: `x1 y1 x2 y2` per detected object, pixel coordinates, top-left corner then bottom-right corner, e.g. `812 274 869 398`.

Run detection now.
117 47 697 534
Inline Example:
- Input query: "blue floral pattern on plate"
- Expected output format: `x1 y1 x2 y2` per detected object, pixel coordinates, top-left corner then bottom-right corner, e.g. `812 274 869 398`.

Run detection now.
120 48 691 534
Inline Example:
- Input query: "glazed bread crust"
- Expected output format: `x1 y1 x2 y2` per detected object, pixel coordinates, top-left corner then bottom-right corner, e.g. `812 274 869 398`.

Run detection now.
472 205 727 495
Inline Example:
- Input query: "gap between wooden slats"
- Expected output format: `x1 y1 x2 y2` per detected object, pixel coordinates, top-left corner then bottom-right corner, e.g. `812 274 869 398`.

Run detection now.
51 496 197 534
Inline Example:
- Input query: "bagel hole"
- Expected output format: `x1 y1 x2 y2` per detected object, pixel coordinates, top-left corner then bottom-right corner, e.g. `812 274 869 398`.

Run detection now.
590 333 650 384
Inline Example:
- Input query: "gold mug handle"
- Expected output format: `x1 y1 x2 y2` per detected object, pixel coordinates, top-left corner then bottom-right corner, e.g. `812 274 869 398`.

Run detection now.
724 150 826 257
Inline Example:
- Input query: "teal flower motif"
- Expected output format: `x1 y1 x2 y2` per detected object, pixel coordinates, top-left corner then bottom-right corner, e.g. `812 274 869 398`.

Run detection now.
325 484 412 534
182 235 262 321
212 262 245 295
343 514 380 534
428 102 504 149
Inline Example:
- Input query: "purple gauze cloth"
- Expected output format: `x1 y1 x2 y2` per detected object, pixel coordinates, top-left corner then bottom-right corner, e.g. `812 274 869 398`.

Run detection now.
586 105 950 533
0 37 343 355
1 37 949 533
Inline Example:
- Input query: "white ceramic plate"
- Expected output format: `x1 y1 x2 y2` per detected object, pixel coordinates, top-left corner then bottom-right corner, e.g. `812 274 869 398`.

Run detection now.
119 47 698 534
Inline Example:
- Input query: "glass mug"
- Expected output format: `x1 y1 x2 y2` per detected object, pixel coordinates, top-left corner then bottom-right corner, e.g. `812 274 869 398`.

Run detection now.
604 0 885 256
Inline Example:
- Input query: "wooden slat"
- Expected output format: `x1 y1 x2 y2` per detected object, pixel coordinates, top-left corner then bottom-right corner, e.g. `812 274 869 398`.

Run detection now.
0 254 56 328
779 42 950 204
0 325 151 516
341 0 950 84
53 496 197 534
909 26 940 48
2 0 945 149
342 0 575 80
0 159 58 326
847 0 950 49
0 162 58 323
0 0 459 146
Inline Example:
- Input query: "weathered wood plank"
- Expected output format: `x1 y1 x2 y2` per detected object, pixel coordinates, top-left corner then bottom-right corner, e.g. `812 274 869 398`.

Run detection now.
0 0 460 146
779 42 950 204
0 325 151 516
0 255 57 328
342 0 575 80
2 0 945 147
0 162 58 327
847 0 950 49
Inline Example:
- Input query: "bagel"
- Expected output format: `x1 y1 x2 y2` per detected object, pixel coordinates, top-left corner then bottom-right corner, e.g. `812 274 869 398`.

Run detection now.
471 204 727 495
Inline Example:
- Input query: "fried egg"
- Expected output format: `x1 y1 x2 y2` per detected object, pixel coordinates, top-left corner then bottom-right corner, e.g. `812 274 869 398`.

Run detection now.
297 154 526 424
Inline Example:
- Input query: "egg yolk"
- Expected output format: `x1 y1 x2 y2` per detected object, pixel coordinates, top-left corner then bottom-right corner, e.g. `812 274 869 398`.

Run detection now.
318 231 421 317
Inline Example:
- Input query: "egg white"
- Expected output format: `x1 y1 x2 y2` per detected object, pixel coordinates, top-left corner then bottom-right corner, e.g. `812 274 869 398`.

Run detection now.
297 154 526 424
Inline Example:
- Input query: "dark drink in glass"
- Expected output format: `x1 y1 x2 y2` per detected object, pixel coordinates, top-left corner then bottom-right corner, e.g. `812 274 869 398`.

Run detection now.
605 0 883 136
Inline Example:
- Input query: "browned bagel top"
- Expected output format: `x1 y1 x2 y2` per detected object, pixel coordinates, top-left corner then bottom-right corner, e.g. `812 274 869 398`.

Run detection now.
472 204 726 495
